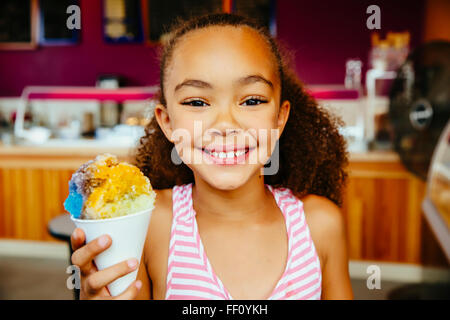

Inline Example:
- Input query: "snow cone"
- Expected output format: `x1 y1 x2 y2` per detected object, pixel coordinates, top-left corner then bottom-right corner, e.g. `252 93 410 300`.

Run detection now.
64 153 156 296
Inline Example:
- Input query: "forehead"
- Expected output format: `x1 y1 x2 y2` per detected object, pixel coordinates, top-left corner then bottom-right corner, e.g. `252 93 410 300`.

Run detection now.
166 25 279 88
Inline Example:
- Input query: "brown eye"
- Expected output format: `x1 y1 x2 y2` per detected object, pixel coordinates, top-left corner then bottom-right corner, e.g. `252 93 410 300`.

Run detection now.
242 97 268 106
181 100 209 107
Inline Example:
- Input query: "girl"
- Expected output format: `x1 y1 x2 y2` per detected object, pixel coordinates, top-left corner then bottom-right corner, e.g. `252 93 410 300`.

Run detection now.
71 13 353 300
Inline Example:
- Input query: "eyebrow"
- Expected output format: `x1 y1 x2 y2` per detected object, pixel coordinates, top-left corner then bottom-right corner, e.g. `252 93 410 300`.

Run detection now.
174 75 274 93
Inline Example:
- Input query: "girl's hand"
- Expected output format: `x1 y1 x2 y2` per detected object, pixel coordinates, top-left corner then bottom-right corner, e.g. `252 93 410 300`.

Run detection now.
70 228 143 300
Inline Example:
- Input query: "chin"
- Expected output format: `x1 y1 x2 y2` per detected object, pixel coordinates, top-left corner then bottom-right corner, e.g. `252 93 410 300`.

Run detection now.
193 164 260 191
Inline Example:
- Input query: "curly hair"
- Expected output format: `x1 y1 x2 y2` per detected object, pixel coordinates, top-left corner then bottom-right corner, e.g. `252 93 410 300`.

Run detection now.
134 13 349 206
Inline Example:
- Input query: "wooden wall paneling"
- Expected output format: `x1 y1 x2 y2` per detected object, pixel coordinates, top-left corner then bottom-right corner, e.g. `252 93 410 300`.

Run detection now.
43 169 60 241
0 169 5 237
387 178 404 261
342 177 364 260
373 178 390 261
1 168 15 238
343 161 429 264
0 167 75 241
26 168 42 240
406 175 425 263
4 168 14 238
362 177 376 260
12 169 24 239
24 168 34 239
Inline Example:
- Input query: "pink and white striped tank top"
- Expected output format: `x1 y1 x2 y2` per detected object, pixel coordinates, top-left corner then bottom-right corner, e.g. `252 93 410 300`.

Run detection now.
165 183 322 300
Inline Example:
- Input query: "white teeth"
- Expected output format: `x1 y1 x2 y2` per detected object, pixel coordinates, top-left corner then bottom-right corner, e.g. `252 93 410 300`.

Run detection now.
206 149 247 159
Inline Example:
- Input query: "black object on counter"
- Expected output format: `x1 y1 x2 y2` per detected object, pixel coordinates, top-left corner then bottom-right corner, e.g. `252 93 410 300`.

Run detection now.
389 41 450 181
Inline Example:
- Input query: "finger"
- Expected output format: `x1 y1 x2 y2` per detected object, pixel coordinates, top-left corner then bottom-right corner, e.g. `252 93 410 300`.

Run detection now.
71 228 85 252
113 280 142 300
71 234 111 275
85 258 139 293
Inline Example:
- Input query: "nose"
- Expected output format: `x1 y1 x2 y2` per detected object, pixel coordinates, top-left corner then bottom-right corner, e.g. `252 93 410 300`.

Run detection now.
210 103 240 136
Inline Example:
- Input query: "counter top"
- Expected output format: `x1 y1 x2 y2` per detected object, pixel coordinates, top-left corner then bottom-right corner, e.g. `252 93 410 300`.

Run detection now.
0 143 400 163
0 143 136 169
0 144 134 157
349 150 400 162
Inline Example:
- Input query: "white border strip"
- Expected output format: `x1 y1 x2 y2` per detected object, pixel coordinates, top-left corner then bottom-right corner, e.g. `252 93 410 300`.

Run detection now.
0 239 70 260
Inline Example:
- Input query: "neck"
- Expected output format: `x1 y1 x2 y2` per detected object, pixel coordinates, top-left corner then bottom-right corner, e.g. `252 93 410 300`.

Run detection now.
191 172 273 223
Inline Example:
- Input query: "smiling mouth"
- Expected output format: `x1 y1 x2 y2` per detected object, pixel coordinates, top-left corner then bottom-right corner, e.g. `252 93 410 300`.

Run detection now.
197 146 255 164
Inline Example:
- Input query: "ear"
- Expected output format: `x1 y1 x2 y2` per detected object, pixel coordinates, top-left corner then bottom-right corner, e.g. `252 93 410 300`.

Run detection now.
276 100 291 138
154 103 174 142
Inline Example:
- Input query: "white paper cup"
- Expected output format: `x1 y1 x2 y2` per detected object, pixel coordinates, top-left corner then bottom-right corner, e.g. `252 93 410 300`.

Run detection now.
70 207 152 296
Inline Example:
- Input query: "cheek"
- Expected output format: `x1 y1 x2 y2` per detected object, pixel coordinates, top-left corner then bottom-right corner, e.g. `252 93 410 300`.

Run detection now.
244 109 280 152
169 113 207 166
242 105 279 129
167 114 195 158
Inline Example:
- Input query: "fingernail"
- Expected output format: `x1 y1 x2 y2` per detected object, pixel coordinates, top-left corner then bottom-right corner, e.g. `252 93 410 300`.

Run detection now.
127 258 138 268
135 280 142 290
98 235 109 248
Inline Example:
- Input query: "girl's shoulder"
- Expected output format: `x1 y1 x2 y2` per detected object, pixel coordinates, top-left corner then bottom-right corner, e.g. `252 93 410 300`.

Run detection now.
299 194 347 271
300 194 342 221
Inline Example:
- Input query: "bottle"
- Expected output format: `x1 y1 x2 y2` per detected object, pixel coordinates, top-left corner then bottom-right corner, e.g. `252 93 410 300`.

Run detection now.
345 59 363 90
81 112 95 138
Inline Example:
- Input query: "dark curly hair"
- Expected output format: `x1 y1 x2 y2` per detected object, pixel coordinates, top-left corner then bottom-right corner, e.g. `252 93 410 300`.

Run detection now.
134 13 349 206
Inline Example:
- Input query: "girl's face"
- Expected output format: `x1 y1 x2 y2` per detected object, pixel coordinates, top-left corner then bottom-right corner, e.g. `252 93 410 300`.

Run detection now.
155 25 290 190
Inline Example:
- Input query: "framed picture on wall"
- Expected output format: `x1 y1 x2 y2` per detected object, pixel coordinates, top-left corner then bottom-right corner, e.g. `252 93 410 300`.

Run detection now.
102 0 144 43
39 0 81 45
142 0 276 45
143 0 224 44
0 0 39 50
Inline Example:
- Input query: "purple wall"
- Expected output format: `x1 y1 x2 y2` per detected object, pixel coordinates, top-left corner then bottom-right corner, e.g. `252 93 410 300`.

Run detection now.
277 0 425 84
0 0 425 97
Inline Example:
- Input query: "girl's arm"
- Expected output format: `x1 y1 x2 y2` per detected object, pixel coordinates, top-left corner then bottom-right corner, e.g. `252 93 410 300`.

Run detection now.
303 195 354 300
319 205 354 300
